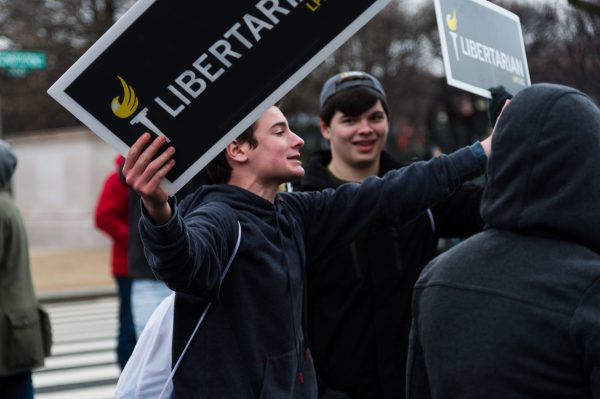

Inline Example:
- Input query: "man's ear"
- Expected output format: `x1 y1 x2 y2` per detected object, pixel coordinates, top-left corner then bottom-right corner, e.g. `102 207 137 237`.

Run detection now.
319 119 331 140
225 140 249 164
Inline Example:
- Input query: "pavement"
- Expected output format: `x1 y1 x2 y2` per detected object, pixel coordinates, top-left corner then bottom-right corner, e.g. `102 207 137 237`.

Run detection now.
30 248 117 302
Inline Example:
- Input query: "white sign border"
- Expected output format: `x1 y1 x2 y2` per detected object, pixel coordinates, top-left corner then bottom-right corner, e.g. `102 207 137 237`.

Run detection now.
48 0 392 195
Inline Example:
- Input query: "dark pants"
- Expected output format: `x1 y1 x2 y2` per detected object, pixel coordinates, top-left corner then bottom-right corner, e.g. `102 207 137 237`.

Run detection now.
0 371 33 399
115 276 137 370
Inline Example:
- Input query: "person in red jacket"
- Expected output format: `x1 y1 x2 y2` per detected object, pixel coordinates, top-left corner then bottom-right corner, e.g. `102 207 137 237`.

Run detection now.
95 155 136 369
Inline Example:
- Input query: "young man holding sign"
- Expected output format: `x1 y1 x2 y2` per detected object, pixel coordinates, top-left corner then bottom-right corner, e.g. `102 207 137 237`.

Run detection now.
123 105 491 398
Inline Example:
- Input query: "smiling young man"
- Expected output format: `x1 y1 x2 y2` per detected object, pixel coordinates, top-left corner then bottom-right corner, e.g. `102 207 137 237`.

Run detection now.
123 103 490 398
318 72 390 182
293 71 485 399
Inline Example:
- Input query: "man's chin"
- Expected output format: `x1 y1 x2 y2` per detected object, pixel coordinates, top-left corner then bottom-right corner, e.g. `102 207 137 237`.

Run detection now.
288 168 305 180
353 158 378 169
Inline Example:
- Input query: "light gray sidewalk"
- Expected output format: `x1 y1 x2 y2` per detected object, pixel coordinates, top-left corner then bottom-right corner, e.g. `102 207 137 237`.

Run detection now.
31 248 117 302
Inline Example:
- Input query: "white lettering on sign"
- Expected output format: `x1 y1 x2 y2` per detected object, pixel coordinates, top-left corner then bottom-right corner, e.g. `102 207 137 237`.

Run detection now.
152 0 304 118
448 31 525 78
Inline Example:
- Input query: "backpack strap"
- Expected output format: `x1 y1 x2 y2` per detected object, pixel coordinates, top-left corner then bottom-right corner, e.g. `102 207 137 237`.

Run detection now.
159 221 242 398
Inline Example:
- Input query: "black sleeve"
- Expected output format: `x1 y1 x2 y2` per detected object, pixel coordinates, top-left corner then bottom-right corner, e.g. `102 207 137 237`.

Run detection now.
431 181 484 238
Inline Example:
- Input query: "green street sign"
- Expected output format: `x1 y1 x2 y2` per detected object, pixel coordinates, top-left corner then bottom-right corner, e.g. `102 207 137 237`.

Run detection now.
0 50 46 71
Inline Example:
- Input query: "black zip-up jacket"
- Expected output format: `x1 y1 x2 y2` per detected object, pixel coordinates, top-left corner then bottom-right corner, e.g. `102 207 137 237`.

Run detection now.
294 151 483 399
139 146 485 398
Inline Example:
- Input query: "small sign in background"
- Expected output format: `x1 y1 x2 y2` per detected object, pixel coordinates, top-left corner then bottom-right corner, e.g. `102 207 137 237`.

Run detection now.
434 0 530 98
0 50 46 77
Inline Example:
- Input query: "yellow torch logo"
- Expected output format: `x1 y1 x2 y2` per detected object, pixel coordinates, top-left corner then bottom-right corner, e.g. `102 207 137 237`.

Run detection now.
446 9 458 31
111 76 139 119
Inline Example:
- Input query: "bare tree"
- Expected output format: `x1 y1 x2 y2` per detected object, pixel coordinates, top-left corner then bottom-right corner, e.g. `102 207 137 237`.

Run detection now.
568 0 600 16
287 2 440 117
499 0 600 102
0 0 133 133
1 0 598 140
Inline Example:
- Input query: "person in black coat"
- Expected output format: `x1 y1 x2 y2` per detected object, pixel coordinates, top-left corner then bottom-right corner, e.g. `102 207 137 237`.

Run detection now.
407 83 600 399
293 71 484 399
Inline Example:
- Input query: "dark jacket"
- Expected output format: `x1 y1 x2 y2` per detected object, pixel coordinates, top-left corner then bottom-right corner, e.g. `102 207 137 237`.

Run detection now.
127 189 155 279
128 170 210 279
139 146 485 398
294 151 483 399
407 84 600 398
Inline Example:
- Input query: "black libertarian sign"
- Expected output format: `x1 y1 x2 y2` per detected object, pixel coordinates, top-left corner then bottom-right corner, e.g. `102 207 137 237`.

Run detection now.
48 0 391 194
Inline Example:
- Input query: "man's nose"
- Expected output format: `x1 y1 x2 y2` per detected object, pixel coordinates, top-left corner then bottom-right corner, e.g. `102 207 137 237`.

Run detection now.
291 131 304 148
356 118 373 134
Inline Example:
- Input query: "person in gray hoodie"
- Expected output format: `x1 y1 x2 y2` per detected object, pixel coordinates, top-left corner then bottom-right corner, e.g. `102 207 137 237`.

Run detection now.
0 140 50 398
406 83 600 398
123 105 491 398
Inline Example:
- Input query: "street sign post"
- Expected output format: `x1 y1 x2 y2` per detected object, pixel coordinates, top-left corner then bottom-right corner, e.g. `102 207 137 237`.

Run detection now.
0 50 47 138
0 50 46 77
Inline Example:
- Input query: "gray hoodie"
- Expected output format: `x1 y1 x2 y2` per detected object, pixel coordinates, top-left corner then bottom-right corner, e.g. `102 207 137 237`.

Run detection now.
407 83 600 398
0 140 17 189
0 138 48 374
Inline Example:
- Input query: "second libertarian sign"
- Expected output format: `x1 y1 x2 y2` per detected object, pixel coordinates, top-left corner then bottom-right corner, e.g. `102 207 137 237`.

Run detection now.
434 0 531 98
48 0 391 194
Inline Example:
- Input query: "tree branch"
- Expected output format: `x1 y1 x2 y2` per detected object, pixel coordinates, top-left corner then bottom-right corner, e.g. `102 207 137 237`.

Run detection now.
568 0 600 16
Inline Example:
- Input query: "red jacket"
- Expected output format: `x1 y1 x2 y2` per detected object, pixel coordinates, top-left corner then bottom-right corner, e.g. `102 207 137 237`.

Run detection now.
95 156 129 276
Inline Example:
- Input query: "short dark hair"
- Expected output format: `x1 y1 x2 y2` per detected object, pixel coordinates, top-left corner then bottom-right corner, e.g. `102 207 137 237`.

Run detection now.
205 122 258 184
320 86 390 126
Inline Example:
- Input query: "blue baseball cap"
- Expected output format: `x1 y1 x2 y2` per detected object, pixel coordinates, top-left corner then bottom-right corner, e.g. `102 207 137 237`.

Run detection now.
320 71 386 109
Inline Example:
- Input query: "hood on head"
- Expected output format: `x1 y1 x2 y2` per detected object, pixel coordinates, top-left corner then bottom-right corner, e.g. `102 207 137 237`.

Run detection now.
482 83 600 253
0 140 17 190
